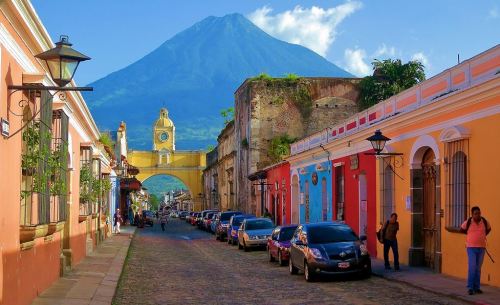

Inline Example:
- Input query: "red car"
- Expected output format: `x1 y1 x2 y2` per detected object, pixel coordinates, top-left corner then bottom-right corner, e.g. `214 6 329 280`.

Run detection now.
190 212 200 226
267 225 298 266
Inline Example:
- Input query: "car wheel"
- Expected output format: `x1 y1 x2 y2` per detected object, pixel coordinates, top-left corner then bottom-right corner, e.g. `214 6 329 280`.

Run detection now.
219 236 225 242
278 251 286 266
268 248 275 262
227 237 232 245
304 262 316 282
361 264 372 279
215 234 219 240
243 241 249 252
238 241 243 250
289 258 298 275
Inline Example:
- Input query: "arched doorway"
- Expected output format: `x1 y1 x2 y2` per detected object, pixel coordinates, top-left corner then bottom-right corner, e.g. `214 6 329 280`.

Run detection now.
321 177 327 221
409 141 442 272
422 149 437 269
291 175 299 224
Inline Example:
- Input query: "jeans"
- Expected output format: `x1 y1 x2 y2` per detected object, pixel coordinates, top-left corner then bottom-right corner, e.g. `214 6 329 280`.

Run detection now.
467 247 485 290
384 239 399 268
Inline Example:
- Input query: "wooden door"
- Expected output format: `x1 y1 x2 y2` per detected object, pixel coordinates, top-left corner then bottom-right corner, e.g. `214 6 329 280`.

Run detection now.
422 149 437 268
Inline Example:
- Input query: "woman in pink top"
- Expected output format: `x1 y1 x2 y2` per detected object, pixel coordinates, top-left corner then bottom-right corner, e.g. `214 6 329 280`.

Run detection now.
460 206 492 295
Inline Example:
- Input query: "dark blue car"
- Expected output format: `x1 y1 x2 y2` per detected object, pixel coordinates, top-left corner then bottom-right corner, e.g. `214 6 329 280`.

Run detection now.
227 214 256 245
215 211 243 241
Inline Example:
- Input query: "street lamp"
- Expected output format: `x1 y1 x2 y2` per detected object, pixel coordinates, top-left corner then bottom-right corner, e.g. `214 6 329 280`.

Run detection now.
366 130 390 155
35 35 90 87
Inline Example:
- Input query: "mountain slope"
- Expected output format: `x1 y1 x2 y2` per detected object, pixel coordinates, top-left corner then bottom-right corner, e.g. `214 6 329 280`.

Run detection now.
84 13 352 150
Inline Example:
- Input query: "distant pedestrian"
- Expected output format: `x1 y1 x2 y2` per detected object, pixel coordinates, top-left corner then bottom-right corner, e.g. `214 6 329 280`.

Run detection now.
460 206 491 295
263 208 272 219
382 213 400 271
113 209 123 234
160 212 168 231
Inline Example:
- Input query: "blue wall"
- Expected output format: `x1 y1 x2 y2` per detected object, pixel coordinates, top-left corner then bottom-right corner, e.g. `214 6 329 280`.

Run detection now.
298 160 332 224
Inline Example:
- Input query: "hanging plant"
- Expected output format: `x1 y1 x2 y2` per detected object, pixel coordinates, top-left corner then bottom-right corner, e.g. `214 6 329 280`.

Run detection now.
79 164 94 203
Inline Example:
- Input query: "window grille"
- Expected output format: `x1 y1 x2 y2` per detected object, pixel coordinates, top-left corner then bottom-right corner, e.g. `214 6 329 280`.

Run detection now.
50 109 69 223
80 145 93 215
20 90 53 226
335 166 345 221
380 158 395 223
444 139 469 230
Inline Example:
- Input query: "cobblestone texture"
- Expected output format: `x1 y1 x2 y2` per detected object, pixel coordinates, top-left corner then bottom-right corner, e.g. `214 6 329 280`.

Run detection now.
113 220 468 305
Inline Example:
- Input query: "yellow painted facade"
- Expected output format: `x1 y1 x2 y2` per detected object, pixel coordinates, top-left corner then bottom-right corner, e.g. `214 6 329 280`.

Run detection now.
128 109 206 211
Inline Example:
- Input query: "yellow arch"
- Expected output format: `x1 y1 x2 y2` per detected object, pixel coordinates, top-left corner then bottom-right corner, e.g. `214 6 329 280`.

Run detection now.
128 150 206 211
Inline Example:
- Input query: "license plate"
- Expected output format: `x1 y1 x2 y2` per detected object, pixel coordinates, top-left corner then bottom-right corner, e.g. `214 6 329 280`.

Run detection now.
338 262 350 268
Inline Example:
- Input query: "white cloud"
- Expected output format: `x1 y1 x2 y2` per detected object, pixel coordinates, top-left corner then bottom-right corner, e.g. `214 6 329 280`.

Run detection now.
343 47 371 76
411 52 430 69
373 43 397 58
248 2 362 56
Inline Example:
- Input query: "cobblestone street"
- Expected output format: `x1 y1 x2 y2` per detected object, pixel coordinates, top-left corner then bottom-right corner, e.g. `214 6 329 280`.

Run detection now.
113 219 468 305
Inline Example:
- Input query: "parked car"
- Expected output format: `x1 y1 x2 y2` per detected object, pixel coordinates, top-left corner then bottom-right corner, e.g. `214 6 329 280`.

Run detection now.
238 218 274 251
190 212 200 226
215 211 243 241
227 214 255 245
203 212 215 231
289 222 371 282
179 211 189 220
142 210 154 226
209 213 219 233
198 210 218 229
186 212 196 223
267 225 298 266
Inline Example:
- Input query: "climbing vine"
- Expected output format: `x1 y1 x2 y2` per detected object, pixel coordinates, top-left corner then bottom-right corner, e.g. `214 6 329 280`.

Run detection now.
268 134 297 163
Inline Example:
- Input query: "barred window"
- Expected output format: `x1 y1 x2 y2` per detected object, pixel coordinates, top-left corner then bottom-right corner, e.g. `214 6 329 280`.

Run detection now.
445 140 469 230
380 159 395 223
50 109 69 223
80 145 93 215
20 90 53 226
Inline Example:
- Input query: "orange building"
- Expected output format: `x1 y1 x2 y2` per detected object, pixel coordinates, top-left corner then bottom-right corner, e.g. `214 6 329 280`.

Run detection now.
0 1 113 304
291 44 500 287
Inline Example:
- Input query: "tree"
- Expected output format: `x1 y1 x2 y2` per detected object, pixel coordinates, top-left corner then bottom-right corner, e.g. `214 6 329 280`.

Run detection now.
149 194 160 211
220 107 234 126
359 59 426 110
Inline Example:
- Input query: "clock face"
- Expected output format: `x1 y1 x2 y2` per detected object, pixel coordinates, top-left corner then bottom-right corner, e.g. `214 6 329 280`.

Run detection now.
158 132 169 142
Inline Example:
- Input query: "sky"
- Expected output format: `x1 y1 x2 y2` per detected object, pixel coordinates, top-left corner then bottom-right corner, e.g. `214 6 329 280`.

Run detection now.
31 0 500 86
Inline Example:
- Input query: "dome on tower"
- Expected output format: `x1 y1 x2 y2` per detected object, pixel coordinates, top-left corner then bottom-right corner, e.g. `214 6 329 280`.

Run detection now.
155 108 174 128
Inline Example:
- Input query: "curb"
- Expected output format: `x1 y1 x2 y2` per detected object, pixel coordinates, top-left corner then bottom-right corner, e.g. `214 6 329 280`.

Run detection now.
372 270 490 305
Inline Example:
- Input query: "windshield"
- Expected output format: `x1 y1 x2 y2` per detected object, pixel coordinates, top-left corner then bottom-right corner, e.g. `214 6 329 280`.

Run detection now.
206 213 214 219
246 219 274 230
308 225 358 244
221 212 240 221
279 227 297 241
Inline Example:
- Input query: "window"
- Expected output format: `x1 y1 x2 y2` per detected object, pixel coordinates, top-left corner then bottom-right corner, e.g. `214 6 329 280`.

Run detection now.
20 90 54 226
445 140 469 230
50 109 69 223
80 145 93 215
380 160 395 223
335 166 345 221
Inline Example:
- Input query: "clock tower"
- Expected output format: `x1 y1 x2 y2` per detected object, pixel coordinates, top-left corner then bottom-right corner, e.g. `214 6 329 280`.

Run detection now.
153 108 175 151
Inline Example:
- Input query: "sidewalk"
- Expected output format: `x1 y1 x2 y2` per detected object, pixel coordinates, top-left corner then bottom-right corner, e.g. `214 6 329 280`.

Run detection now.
372 258 500 305
31 226 135 305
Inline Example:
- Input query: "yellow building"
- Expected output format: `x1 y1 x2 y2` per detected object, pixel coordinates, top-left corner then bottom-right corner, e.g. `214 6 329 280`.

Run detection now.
127 108 206 211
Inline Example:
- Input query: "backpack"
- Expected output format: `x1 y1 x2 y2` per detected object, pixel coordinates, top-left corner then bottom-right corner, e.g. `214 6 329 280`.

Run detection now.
376 221 389 244
465 217 491 234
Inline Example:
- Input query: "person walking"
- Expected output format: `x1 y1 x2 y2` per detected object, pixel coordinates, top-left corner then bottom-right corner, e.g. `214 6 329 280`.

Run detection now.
460 206 491 295
382 213 400 271
113 209 123 234
160 212 168 232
